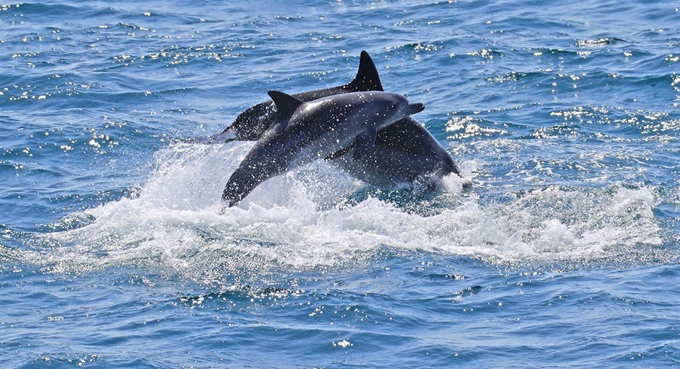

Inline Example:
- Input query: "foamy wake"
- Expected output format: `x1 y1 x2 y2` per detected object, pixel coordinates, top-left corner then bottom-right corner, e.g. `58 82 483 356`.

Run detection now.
14 142 666 284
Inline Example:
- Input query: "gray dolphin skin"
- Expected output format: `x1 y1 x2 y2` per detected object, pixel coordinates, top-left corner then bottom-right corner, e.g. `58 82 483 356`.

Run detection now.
328 116 462 188
222 90 425 207
191 51 384 144
190 51 466 191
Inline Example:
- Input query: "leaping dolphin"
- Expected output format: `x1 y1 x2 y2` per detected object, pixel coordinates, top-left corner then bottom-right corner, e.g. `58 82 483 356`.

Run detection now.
222 90 425 207
190 51 467 189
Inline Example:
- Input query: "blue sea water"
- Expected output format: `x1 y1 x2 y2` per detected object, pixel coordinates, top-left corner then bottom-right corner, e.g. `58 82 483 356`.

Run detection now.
1 0 680 367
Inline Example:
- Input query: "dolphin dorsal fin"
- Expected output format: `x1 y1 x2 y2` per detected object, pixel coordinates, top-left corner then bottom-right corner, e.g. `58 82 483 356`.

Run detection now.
268 90 304 121
348 51 384 92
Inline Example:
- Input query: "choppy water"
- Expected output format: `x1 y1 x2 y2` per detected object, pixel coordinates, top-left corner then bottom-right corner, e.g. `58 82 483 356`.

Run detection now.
1 0 679 367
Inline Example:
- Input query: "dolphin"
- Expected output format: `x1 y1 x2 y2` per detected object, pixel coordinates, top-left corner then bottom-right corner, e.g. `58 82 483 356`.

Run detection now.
190 51 384 144
191 51 467 189
222 90 425 207
327 116 462 188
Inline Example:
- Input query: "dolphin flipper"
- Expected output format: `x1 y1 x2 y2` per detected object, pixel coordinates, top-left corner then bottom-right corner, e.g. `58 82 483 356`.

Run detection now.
353 126 378 160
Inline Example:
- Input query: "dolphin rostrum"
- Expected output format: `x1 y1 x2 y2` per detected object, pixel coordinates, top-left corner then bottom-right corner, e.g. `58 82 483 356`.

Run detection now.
222 90 425 207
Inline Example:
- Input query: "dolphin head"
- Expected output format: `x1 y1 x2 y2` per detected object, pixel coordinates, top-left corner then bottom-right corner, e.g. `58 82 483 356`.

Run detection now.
367 92 425 129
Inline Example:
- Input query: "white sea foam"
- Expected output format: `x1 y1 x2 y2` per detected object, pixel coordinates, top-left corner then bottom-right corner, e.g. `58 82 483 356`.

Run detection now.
24 142 666 282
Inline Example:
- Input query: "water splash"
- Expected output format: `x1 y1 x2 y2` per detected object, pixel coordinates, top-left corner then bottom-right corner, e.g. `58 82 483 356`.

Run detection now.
3 142 667 287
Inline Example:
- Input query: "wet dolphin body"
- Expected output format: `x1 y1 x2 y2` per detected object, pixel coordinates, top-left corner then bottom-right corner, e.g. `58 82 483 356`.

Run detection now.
327 116 462 188
191 51 385 144
193 51 465 188
222 90 425 207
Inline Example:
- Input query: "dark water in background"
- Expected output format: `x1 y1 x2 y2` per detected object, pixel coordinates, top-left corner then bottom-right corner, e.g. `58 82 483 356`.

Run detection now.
1 1 680 367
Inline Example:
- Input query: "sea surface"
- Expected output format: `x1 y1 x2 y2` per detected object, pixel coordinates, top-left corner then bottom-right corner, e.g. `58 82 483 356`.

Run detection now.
1 0 679 367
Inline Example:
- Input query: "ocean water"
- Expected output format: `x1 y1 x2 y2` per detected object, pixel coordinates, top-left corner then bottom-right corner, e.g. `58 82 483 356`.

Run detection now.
1 0 679 367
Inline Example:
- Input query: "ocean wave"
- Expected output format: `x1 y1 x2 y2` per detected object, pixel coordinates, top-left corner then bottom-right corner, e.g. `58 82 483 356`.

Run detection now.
3 142 664 288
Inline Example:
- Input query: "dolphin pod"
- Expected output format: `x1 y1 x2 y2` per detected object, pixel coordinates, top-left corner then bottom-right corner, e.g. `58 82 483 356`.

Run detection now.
222 90 426 207
186 51 469 206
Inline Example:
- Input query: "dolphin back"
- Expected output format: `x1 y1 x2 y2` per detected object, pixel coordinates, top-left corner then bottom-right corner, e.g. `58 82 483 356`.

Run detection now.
218 51 384 142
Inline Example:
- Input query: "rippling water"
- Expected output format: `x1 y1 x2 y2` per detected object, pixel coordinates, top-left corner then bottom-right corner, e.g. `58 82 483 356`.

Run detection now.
1 1 679 367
